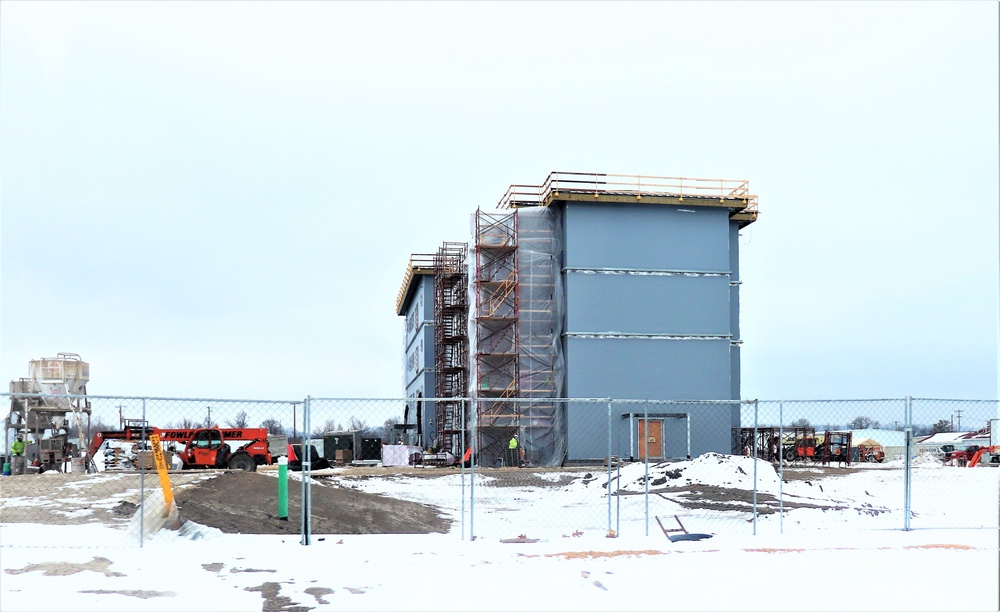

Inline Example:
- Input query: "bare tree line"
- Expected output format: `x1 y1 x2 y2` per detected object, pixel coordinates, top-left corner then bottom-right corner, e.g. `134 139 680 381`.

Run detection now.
782 416 957 436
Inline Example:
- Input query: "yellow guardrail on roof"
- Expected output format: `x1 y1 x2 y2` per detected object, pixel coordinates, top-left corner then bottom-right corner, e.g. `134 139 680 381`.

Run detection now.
498 171 757 213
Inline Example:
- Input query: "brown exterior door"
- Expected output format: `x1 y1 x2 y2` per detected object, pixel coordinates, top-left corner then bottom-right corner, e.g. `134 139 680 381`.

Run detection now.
638 419 663 460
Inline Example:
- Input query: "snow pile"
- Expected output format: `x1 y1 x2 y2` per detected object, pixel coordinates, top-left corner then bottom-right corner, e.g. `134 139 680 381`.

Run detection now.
125 488 222 543
911 453 944 467
147 518 222 543
886 453 945 468
615 453 782 494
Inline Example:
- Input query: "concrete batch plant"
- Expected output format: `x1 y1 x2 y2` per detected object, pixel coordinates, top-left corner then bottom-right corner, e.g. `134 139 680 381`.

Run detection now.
396 171 758 467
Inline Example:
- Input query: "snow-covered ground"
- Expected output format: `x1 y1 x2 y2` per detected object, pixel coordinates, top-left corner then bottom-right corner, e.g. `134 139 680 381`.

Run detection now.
2 455 998 612
333 453 1000 538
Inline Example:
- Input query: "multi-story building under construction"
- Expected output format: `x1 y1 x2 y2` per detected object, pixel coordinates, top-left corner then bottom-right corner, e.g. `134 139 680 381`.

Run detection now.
397 171 758 466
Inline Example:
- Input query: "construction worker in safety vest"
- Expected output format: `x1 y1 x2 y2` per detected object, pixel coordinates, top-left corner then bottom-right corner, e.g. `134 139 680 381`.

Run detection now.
507 434 519 467
10 434 26 456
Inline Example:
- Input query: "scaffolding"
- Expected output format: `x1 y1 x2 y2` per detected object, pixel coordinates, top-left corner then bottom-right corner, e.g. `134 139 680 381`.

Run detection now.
474 210 520 466
515 207 565 466
433 242 469 455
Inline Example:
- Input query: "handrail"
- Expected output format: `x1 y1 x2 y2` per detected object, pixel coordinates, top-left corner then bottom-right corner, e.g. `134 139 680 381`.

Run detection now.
481 274 517 318
498 171 757 211
395 254 438 314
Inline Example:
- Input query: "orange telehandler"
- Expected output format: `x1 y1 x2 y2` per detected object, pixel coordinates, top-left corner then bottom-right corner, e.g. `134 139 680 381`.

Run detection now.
88 421 272 471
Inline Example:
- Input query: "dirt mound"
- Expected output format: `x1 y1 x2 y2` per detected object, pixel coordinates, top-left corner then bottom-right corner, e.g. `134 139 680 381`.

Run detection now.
173 471 450 535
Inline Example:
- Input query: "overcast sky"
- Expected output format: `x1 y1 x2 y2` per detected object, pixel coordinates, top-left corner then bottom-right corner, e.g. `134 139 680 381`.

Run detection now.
1 2 997 403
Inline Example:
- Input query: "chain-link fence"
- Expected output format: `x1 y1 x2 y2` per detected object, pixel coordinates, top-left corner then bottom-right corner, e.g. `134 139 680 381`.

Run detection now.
746 399 1000 534
1 395 302 547
907 398 1000 530
2 394 997 548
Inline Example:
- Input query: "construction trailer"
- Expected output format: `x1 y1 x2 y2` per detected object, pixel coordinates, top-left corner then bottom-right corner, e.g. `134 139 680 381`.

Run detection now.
398 172 758 466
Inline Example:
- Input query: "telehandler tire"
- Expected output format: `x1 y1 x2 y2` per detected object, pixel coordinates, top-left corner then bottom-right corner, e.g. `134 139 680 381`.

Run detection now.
228 452 256 472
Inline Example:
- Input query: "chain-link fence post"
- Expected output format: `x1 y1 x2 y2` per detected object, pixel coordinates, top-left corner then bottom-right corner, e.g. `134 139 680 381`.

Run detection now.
470 397 477 541
139 397 146 547
778 400 784 534
301 395 311 546
606 398 612 536
643 399 650 537
460 399 467 541
616 452 621 537
903 395 912 531
686 408 691 459
752 399 758 536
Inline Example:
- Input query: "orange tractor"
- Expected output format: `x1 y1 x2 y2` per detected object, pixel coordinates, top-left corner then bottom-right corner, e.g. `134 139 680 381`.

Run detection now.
88 421 273 471
857 442 885 463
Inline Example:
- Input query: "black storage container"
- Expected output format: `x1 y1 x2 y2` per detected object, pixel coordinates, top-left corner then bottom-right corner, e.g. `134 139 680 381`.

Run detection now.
361 438 382 461
322 430 363 461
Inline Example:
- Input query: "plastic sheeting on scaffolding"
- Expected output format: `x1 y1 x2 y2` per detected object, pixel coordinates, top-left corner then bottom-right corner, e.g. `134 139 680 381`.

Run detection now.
514 207 566 467
468 207 566 467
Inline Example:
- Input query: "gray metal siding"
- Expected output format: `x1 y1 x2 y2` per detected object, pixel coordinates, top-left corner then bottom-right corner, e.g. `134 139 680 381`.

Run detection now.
560 202 740 461
730 345 741 403
728 221 741 399
402 286 419 351
403 277 436 390
403 326 435 392
564 203 730 271
402 275 438 446
565 274 730 335
565 338 733 459
564 337 731 400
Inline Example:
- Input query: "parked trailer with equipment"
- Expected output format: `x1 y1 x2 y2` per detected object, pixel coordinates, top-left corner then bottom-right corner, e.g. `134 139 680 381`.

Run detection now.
784 431 852 465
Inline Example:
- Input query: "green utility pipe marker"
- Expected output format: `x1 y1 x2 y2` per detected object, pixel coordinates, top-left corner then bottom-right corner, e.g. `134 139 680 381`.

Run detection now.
278 456 289 520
